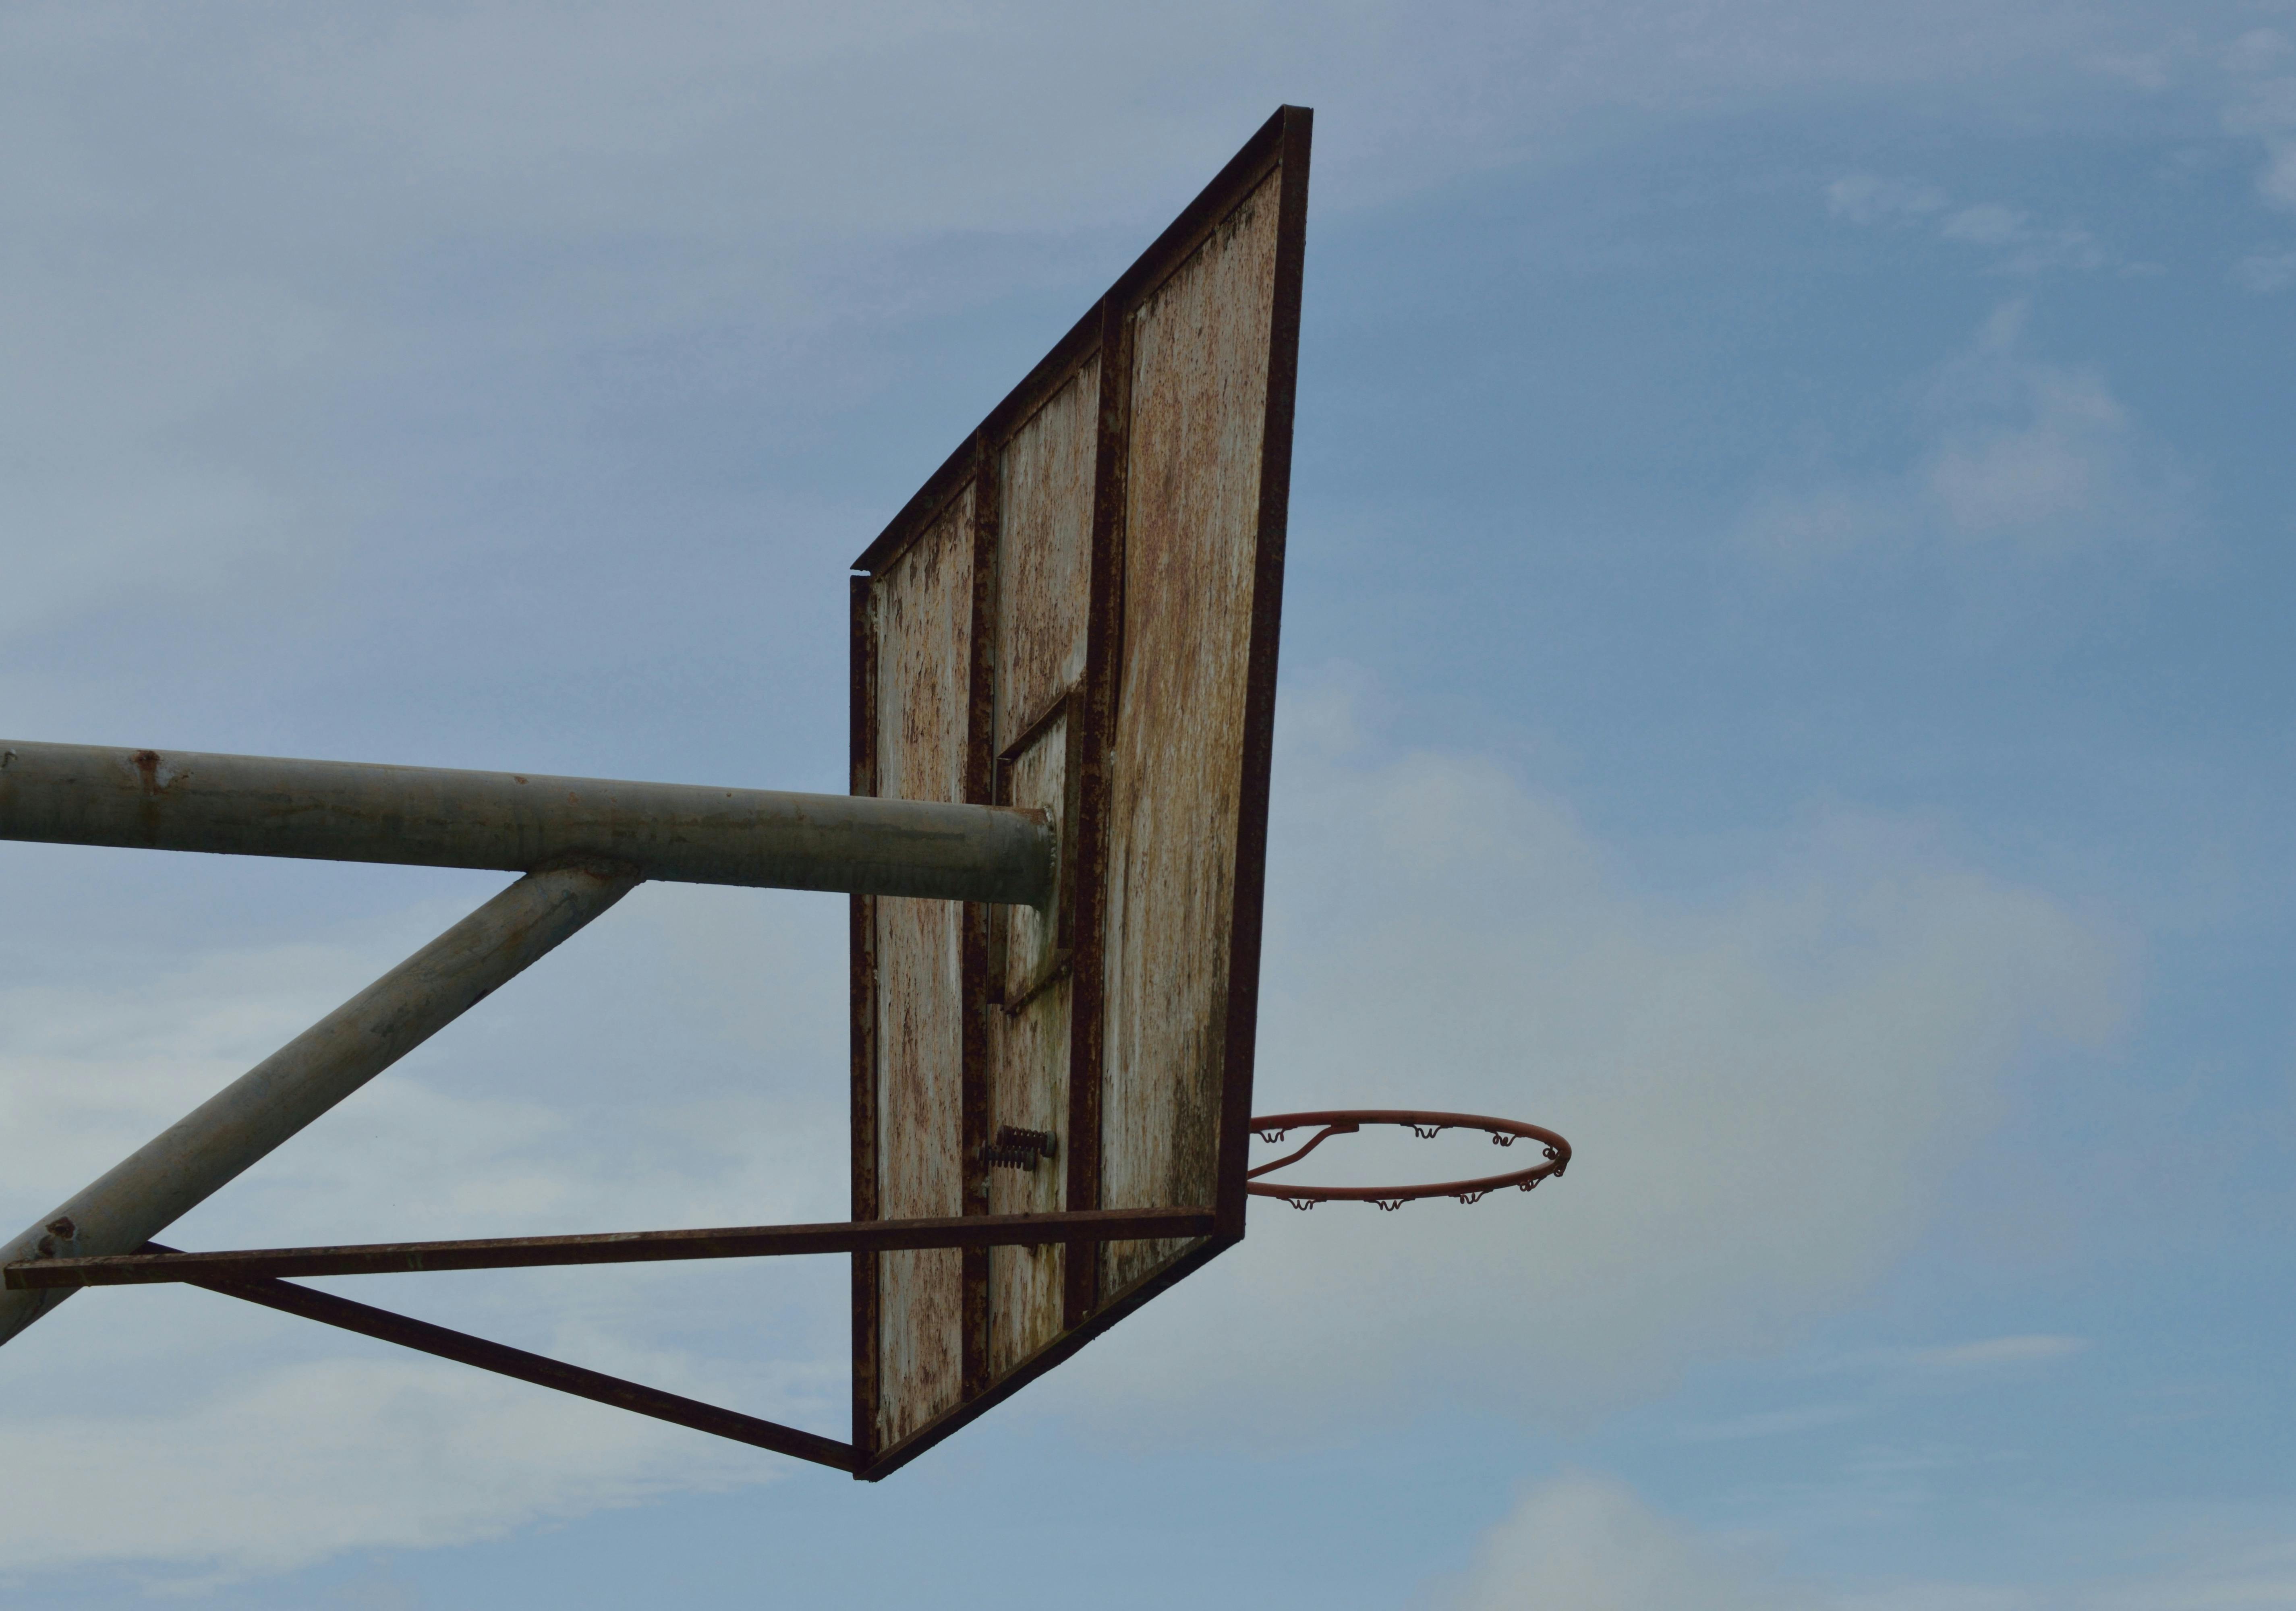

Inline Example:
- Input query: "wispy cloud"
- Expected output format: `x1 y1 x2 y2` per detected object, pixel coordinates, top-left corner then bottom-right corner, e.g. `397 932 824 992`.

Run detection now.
1436 1474 2296 1611
2222 27 2296 210
1678 1403 1872 1442
1936 204 2107 274
1828 175 2108 274
2232 248 2296 290
1828 174 1951 226
1044 679 2124 1436
1446 1475 1827 1611
1900 1334 2088 1371
1740 302 2198 565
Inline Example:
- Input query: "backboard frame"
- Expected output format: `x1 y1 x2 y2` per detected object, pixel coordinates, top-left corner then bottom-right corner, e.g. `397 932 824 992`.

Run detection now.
848 104 1312 1479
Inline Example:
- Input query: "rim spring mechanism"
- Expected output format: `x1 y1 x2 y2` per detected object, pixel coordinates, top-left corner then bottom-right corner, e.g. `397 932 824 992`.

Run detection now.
980 1126 1058 1172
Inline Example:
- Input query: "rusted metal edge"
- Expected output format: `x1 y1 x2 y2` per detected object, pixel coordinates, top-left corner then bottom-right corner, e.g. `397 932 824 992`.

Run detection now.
1214 105 1313 1240
854 1230 1235 1482
961 433 1000 1399
995 685 1075 768
849 105 1304 580
5 1209 1221 1288
987 688 1078 1017
145 1242 856 1472
992 945 1070 1019
1063 292 1133 1330
851 310 1100 578
849 573 882 1464
1099 106 1293 322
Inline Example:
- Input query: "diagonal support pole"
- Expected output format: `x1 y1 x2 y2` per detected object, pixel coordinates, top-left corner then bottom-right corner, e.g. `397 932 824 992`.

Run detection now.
147 1244 854 1472
0 860 639 1349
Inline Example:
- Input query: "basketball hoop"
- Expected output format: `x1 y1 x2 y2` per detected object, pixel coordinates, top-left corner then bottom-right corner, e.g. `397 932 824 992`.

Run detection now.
1246 1110 1571 1211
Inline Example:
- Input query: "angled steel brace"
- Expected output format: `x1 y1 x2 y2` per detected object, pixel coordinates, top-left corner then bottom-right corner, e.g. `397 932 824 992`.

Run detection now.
142 1243 856 1472
0 861 639 1348
0 737 1103 1461
6 1207 1220 1287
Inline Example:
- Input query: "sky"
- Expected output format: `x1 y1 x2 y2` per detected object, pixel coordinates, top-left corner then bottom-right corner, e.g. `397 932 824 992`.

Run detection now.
2 1 2293 1605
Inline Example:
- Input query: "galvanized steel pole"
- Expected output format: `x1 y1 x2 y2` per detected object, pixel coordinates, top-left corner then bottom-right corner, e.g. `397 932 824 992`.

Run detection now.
0 741 1052 906
0 861 639 1349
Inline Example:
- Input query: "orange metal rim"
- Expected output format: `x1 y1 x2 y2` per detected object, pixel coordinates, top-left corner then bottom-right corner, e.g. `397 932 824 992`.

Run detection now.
1244 1109 1571 1209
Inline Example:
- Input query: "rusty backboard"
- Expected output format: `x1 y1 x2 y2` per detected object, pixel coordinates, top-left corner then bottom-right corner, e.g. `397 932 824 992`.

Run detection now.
846 105 1310 1478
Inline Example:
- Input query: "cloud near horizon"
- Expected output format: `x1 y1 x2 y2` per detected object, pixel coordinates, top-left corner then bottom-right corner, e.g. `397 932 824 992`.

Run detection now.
0 679 2125 1581
1040 680 2125 1437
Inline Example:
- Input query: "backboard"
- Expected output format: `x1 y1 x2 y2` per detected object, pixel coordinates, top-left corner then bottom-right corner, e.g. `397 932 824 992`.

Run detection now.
848 105 1312 1476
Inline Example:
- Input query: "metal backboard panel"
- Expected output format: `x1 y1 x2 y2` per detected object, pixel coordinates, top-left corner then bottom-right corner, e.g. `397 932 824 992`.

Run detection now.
848 106 1310 1477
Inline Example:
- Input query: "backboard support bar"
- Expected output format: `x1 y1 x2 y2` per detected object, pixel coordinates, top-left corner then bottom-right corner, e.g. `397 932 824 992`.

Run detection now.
0 740 1053 906
141 1243 858 1473
6 1208 1221 1288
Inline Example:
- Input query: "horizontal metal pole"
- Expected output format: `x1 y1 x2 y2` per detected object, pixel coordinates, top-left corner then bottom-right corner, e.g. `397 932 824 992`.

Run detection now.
7 1208 1220 1288
0 863 637 1349
0 740 1052 905
153 1244 854 1471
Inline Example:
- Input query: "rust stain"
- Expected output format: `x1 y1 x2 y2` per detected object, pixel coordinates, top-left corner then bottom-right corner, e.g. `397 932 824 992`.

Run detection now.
1099 173 1279 1298
987 973 1071 1372
994 360 1100 753
870 487 974 1446
982 365 1101 1375
851 111 1310 1476
986 723 1075 1372
129 749 170 844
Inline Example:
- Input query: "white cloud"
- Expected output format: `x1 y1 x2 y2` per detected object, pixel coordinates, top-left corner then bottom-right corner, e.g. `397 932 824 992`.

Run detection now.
1826 176 2108 274
1435 1474 2296 1611
1920 305 2187 548
2221 28 2296 209
0 877 852 1581
1899 1334 2087 1371
1741 303 2196 563
2232 248 2296 289
1447 1475 1825 1611
2089 1539 2296 1611
1937 205 2106 274
0 1356 765 1580
1838 1528 2296 1611
0 686 2126 1577
0 2 2223 640
1678 1403 1871 1441
1042 685 2123 1435
1828 174 1951 226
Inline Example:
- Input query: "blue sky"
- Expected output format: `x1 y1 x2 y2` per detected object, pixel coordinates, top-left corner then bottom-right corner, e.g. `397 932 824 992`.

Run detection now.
2 3 2293 1606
